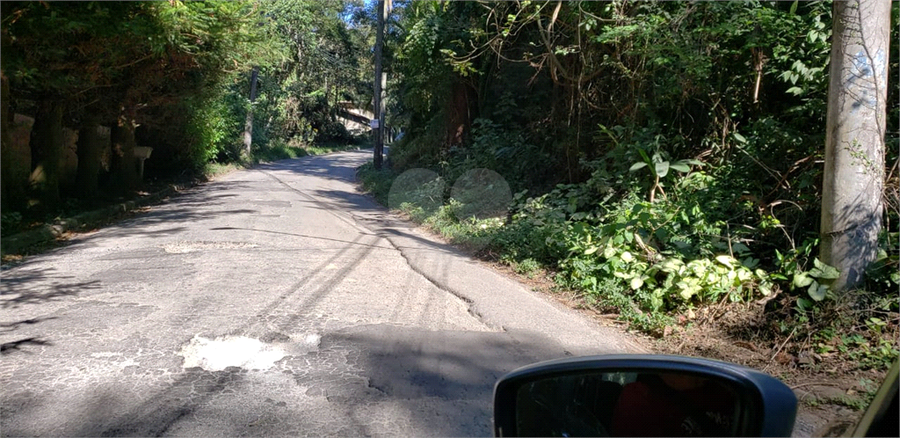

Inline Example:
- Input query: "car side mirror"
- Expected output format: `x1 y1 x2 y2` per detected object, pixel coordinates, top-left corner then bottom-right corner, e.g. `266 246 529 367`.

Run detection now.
493 355 797 437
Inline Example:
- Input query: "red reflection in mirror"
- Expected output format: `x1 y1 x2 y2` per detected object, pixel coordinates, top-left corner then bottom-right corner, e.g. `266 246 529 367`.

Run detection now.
611 372 738 437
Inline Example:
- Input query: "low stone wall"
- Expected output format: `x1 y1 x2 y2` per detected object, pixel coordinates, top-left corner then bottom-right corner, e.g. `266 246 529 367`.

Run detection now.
7 114 112 191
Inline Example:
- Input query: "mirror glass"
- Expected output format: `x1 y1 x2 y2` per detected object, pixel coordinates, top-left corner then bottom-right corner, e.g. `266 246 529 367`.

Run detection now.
514 370 741 437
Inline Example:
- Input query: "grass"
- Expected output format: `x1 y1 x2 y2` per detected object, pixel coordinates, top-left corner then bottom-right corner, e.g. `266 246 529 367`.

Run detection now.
513 258 541 278
357 162 506 250
356 161 395 205
203 161 242 179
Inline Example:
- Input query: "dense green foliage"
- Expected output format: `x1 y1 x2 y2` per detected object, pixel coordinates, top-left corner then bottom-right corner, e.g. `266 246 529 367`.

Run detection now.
365 0 899 352
1 0 271 213
3 1 270 165
135 0 372 171
1 1 369 224
190 0 371 165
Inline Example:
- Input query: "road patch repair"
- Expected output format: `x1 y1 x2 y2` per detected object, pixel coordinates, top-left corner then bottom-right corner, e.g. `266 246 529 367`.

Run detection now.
178 334 322 371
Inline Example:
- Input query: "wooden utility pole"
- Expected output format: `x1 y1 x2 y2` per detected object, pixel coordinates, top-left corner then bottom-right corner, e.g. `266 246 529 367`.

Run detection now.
821 0 891 292
373 0 390 169
242 66 260 158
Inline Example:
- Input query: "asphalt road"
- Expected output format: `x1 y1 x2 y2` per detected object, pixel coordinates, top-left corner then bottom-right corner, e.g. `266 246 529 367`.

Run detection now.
1 150 645 437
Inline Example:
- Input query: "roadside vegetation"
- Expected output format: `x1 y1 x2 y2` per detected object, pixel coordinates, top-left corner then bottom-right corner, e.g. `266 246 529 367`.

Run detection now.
358 0 900 397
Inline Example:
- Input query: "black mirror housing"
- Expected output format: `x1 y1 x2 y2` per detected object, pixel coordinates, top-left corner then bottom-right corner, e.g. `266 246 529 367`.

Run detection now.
493 354 797 437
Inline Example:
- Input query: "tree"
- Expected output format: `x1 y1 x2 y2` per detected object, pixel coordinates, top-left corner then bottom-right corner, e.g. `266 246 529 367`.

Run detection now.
75 115 103 199
820 0 891 292
2 0 270 201
28 100 64 209
256 0 366 145
1 70 26 210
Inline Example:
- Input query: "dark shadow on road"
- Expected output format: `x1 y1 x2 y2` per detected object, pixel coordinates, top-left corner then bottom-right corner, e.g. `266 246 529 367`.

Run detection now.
310 188 384 213
251 151 479 261
55 366 370 437
0 337 52 355
0 316 58 333
0 267 101 309
67 367 253 436
72 179 262 240
376 227 473 256
125 208 258 229
32 237 385 436
321 324 569 436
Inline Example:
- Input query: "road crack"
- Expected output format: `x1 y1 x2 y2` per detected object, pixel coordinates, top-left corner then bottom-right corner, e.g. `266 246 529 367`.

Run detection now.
369 225 504 332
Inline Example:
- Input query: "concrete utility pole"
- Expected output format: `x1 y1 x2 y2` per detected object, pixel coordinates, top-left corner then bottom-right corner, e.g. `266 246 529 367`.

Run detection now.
243 66 259 158
373 0 390 169
821 0 891 292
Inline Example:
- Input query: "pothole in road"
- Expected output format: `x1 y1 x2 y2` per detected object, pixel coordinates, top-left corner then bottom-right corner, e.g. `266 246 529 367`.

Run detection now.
177 334 320 371
178 335 283 371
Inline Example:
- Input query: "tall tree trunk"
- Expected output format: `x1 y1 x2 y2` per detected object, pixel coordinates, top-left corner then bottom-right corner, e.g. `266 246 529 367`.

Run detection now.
820 0 891 292
242 66 259 158
110 113 138 194
75 115 103 199
28 99 64 210
1 71 27 211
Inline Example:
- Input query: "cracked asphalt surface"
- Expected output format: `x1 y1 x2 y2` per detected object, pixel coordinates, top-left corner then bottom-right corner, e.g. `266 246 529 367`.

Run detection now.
1 150 645 437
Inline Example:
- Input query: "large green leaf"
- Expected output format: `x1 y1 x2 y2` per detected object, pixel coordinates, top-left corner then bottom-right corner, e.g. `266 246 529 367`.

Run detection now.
654 160 670 178
638 149 651 163
678 281 701 300
669 162 691 173
809 258 840 280
715 255 735 267
808 282 828 301
793 272 813 288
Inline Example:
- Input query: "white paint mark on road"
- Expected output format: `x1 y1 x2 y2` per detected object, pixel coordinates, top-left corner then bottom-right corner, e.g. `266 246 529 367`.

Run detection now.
90 352 123 358
161 241 258 254
304 333 321 347
178 335 286 371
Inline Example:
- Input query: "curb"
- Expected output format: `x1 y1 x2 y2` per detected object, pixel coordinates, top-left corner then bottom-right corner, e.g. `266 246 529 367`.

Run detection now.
1 183 189 256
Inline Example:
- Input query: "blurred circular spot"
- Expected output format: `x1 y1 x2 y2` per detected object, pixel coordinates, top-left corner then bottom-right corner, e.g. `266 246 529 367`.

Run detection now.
450 168 511 220
388 168 446 214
